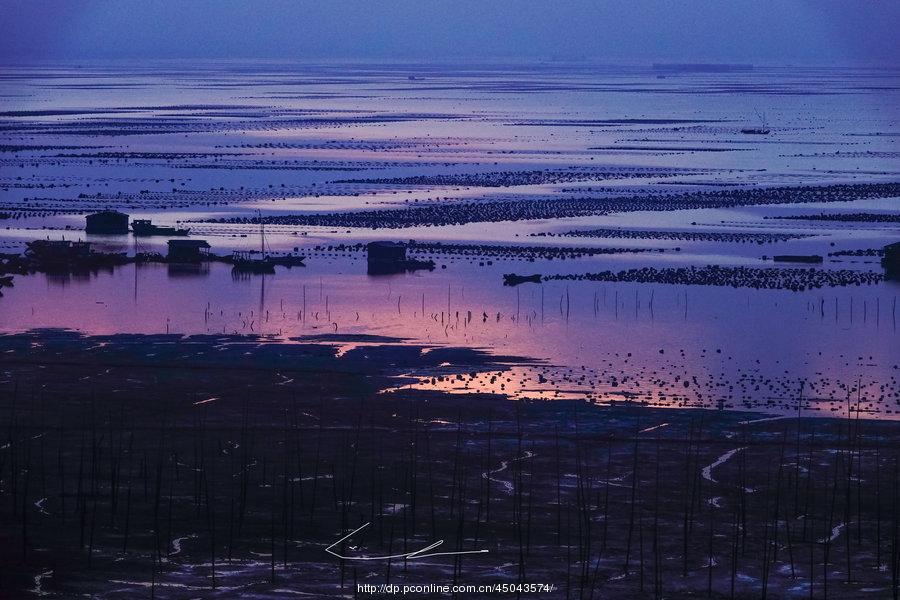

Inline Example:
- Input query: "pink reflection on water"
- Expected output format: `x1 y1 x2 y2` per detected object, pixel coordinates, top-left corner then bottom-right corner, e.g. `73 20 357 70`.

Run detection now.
2 260 897 418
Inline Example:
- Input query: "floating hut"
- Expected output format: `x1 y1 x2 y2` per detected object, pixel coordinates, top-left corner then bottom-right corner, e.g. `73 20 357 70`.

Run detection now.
368 241 406 262
24 239 127 269
366 241 434 275
85 210 129 234
25 240 92 264
167 239 210 262
883 241 900 279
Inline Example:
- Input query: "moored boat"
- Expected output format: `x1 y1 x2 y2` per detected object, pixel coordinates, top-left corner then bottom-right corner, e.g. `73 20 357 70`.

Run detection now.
231 250 275 273
132 219 190 236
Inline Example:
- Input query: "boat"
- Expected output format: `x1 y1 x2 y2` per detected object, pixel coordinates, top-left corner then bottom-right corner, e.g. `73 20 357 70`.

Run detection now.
231 250 307 272
231 250 275 273
503 273 542 286
132 219 190 236
230 212 287 274
266 253 305 267
741 110 770 135
772 255 823 264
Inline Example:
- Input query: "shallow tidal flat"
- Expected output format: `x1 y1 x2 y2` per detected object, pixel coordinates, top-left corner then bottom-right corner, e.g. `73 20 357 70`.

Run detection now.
1 63 898 409
0 61 899 597
0 331 898 598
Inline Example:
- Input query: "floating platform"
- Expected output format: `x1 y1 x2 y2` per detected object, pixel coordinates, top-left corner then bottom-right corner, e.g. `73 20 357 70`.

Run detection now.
772 255 823 264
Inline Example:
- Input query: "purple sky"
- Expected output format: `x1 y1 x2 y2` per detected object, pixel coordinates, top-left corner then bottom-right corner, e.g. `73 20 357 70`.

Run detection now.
1 0 898 64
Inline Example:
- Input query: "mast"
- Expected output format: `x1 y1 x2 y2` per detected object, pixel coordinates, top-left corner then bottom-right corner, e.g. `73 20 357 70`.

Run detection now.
258 209 266 257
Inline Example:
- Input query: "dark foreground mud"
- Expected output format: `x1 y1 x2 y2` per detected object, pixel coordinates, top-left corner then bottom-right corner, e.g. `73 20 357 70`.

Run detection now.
1 331 898 599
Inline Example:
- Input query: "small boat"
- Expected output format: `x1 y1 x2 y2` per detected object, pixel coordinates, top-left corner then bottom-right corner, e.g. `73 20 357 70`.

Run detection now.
741 110 770 135
266 253 305 267
132 219 190 236
231 251 275 274
503 273 542 286
772 255 823 264
231 213 277 274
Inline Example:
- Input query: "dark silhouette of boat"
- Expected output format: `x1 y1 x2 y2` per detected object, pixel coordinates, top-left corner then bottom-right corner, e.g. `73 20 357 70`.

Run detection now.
741 110 770 135
231 250 275 274
772 255 823 264
231 251 305 273
266 253 305 267
230 212 303 273
132 219 190 236
503 273 542 286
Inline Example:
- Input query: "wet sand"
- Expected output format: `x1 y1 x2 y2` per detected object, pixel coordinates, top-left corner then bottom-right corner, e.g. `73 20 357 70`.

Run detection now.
1 330 898 599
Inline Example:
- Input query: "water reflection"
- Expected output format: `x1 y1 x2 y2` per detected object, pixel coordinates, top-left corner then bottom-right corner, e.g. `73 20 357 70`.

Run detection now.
1 259 897 418
167 262 210 278
44 266 116 286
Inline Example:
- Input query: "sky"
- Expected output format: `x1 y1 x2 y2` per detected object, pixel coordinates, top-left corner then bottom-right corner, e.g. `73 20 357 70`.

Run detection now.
1 0 898 65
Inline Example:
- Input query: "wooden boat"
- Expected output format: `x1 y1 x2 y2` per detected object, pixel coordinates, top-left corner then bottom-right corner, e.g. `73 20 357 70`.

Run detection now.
231 213 277 273
503 273 542 286
741 110 770 135
772 255 823 264
132 219 190 236
266 253 305 267
231 251 275 274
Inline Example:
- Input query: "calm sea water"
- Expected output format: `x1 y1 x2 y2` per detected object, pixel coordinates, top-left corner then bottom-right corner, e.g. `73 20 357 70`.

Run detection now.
1 62 898 416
